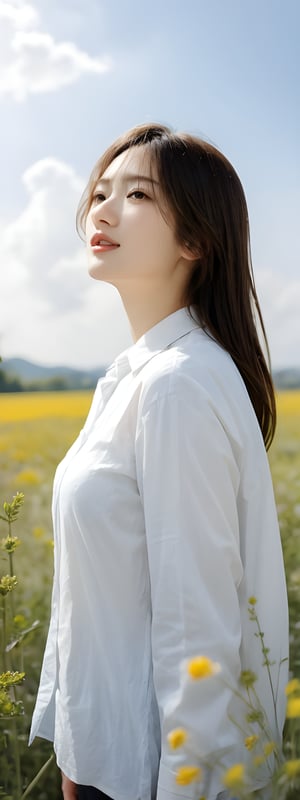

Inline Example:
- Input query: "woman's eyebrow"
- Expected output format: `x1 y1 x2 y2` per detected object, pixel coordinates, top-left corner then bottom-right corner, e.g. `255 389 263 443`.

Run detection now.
95 173 159 187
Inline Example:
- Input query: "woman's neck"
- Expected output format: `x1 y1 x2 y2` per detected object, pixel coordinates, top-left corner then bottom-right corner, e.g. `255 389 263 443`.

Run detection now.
118 287 186 342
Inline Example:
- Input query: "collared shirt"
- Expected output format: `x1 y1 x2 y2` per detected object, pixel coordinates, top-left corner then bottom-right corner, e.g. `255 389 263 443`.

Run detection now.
29 307 289 800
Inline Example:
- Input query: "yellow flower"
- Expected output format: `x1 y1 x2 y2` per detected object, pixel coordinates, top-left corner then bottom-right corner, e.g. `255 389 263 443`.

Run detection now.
246 709 264 725
167 728 188 749
45 538 54 550
263 741 277 757
284 759 300 778
244 735 259 751
187 656 220 680
175 766 202 785
286 697 300 718
0 575 18 596
14 468 41 485
14 614 26 628
248 596 257 605
240 669 257 688
0 688 24 717
253 755 265 767
32 526 44 539
285 678 300 696
0 671 25 689
0 689 14 716
223 764 245 790
1 535 20 553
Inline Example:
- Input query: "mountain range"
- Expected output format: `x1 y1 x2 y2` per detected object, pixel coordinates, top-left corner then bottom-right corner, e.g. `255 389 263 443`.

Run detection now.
1 357 106 391
1 357 300 391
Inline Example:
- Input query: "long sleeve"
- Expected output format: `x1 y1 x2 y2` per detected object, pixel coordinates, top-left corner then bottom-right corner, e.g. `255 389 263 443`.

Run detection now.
135 374 245 799
29 567 58 745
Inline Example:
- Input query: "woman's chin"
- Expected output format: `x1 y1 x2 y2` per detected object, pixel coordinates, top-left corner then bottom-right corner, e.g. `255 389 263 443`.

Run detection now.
87 260 107 279
87 264 118 289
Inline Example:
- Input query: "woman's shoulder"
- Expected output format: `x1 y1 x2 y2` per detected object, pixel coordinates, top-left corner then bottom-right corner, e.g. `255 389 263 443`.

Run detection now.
137 327 249 415
135 328 265 462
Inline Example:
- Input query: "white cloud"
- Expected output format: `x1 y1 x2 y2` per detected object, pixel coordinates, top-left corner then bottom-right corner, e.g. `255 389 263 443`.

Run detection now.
0 0 38 28
2 156 87 309
0 0 111 101
0 155 131 367
0 277 131 369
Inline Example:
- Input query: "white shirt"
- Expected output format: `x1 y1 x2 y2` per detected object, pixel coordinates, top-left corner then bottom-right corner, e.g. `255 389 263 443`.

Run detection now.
29 307 289 800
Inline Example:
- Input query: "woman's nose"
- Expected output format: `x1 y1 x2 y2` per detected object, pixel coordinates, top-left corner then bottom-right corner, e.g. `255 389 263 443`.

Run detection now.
91 197 119 227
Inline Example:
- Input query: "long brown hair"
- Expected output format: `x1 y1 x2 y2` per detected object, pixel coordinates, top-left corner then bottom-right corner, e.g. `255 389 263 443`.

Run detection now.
77 123 276 449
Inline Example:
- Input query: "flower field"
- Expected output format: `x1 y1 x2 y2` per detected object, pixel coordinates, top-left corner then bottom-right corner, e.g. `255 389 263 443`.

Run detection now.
0 389 299 798
0 390 92 422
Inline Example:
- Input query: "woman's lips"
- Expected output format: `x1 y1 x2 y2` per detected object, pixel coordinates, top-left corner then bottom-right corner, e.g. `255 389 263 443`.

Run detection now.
90 233 120 251
91 243 119 252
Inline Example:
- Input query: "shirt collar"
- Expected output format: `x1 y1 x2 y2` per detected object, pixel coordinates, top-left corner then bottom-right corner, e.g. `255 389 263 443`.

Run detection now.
109 307 201 379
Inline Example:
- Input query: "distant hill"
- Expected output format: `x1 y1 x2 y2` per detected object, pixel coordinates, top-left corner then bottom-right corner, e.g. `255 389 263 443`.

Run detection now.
1 357 106 392
272 368 300 390
1 357 300 392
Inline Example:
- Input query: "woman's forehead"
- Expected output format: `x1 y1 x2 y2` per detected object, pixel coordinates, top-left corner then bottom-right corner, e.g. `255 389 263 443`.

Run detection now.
99 145 155 183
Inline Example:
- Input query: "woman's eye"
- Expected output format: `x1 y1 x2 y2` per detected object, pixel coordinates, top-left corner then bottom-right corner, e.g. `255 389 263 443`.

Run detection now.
128 190 148 200
92 192 105 204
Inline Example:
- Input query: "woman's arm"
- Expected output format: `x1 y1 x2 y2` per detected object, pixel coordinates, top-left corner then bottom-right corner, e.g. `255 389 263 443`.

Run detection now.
135 376 243 799
61 772 78 799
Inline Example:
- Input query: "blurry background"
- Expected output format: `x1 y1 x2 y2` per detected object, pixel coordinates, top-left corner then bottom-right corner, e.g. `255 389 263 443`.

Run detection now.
0 0 299 376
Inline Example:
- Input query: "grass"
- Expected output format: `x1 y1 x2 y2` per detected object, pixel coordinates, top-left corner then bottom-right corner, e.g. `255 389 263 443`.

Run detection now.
0 392 91 797
0 388 299 798
269 391 300 676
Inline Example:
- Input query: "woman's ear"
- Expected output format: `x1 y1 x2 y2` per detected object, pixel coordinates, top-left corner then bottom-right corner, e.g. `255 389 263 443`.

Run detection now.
181 241 202 261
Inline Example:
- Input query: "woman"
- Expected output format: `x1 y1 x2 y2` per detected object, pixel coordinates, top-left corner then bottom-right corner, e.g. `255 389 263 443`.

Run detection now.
30 123 289 800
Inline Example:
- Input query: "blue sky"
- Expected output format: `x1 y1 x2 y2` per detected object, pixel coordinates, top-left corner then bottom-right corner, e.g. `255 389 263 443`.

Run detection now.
1 0 299 368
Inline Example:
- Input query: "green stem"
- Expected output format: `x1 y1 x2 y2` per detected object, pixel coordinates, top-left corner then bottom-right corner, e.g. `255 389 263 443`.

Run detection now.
19 643 24 673
8 550 16 623
290 719 297 760
20 753 55 799
2 595 7 672
12 715 22 798
248 685 273 739
253 611 280 738
1 596 3 670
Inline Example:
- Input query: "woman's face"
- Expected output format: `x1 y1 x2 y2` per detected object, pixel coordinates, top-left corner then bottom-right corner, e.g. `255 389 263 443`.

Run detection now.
85 146 192 292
